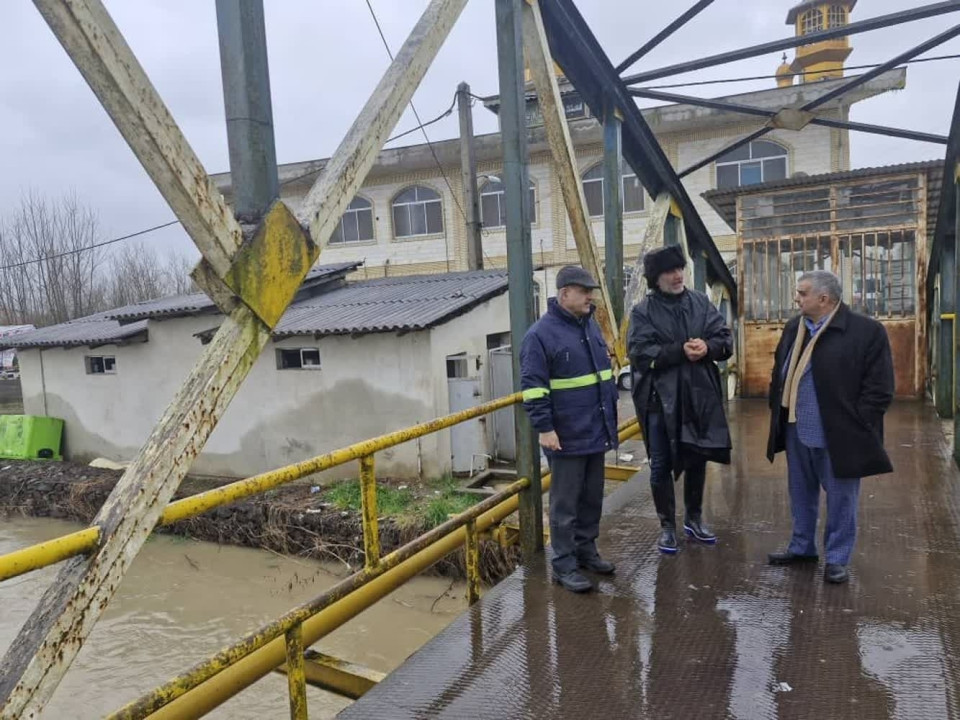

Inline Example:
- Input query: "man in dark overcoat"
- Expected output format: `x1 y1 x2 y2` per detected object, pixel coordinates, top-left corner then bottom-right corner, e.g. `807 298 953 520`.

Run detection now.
767 270 895 584
628 245 733 554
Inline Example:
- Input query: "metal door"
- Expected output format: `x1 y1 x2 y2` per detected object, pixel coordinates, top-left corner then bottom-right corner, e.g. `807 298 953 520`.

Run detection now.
449 377 484 474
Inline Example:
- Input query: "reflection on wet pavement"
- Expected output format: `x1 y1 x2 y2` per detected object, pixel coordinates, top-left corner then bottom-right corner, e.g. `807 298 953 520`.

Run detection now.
340 401 960 719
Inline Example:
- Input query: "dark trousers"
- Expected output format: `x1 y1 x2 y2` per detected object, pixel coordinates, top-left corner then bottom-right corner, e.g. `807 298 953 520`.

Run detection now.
785 424 861 565
647 411 706 528
548 452 605 574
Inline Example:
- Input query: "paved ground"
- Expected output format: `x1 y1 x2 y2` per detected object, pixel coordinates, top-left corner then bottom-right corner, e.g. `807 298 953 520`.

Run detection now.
341 400 960 720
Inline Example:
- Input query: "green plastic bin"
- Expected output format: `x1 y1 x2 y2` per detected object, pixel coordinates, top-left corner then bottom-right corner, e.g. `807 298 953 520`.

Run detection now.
0 415 63 461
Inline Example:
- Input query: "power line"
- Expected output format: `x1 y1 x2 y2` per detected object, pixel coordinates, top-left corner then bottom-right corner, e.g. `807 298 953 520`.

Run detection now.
0 220 180 271
634 52 960 90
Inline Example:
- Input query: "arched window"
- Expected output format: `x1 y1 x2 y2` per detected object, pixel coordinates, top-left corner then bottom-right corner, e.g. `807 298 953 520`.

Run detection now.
582 164 645 218
827 5 846 28
330 196 374 245
801 8 824 35
392 186 443 238
716 140 788 189
480 179 537 228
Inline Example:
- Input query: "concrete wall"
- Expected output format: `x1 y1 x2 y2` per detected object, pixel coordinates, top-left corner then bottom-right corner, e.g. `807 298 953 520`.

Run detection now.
18 301 511 481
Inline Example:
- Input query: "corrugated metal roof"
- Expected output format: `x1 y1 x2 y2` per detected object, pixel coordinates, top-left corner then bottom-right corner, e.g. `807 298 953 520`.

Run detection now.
0 268 509 350
702 160 945 235
273 270 510 337
107 261 361 322
0 314 148 349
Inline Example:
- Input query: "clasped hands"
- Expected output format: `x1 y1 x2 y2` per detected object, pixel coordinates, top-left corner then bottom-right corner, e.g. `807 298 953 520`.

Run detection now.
683 338 708 362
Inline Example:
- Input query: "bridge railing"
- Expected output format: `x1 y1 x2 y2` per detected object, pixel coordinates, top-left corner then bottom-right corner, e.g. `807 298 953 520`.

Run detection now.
0 393 640 719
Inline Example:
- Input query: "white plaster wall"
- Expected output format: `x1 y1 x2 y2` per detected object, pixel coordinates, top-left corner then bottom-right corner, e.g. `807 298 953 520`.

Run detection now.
426 292 512 466
15 303 515 480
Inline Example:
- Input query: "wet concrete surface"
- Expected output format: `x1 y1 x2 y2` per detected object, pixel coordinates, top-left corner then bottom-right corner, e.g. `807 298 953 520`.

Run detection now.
340 400 960 719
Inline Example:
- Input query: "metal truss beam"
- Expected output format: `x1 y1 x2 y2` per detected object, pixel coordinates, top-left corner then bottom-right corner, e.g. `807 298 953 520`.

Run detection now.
629 87 949 145
622 1 960 85
539 0 737 309
679 23 960 179
615 0 715 75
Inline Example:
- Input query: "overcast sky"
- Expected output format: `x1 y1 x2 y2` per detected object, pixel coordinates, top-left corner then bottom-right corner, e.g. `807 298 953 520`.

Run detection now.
2 1 958 262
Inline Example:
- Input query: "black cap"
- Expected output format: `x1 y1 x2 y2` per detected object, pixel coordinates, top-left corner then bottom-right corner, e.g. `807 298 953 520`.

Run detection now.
556 265 600 290
642 245 686 285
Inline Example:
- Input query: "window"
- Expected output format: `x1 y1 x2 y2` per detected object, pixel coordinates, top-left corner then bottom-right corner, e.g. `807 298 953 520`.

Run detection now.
85 356 116 375
392 186 444 238
801 8 823 34
480 180 537 228
276 348 321 370
716 140 788 190
582 164 645 218
330 196 374 245
827 5 846 28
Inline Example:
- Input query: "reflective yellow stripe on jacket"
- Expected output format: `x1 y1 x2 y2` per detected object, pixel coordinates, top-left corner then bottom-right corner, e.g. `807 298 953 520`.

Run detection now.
522 369 613 402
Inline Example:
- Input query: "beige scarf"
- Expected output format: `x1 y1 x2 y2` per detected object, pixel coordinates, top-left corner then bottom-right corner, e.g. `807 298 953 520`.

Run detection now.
781 303 841 422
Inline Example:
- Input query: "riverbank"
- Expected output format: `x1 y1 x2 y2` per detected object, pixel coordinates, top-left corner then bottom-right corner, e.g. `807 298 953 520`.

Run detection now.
0 459 521 583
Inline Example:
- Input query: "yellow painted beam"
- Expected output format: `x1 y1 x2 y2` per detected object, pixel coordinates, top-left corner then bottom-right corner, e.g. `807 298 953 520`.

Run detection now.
604 465 639 483
0 527 100 583
359 455 380 570
277 650 385 701
464 518 480 606
283 624 307 720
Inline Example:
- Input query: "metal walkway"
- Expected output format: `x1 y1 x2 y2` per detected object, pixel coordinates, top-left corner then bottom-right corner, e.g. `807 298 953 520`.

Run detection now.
340 400 960 720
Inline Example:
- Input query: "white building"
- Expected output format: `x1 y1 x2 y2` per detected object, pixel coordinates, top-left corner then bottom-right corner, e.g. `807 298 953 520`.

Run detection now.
211 69 905 306
2 264 518 480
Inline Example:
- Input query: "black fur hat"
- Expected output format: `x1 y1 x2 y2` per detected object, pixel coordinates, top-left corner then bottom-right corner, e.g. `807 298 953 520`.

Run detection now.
642 245 686 285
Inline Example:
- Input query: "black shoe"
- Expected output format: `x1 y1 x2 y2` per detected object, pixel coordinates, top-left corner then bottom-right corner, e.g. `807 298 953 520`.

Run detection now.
553 570 593 593
658 528 678 554
824 564 849 584
579 555 616 575
683 518 717 545
768 551 819 566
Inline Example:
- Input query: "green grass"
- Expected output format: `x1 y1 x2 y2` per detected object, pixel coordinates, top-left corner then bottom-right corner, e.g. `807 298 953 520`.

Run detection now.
325 480 415 517
324 474 478 529
418 475 478 528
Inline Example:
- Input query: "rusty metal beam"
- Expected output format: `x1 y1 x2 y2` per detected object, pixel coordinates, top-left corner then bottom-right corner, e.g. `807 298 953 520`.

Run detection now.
277 651 385 701
296 0 469 246
521 0 622 360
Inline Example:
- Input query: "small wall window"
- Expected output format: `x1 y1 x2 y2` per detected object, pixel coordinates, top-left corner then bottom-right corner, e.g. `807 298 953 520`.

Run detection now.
85 356 116 375
330 196 374 245
480 179 537 228
716 140 788 189
393 186 444 238
276 348 321 370
582 164 645 218
801 8 824 35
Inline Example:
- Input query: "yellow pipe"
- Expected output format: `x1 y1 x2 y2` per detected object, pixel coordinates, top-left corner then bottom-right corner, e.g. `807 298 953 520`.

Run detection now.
464 518 480 606
359 455 379 570
0 394 523 582
146 421 640 720
0 527 100 582
283 624 307 720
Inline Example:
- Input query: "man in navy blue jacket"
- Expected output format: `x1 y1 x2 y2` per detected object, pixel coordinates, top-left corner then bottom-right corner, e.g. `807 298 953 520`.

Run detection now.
520 266 619 593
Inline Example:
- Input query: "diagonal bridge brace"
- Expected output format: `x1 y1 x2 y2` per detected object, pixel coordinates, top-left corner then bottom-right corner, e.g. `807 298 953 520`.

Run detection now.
0 0 468 717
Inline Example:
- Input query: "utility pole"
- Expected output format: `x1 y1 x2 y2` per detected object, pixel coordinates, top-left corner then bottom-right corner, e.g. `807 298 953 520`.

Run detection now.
602 107 624 323
458 82 483 270
216 0 279 222
495 0 542 558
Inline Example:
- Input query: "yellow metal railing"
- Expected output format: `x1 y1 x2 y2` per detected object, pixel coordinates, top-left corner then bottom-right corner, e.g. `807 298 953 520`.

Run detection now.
0 392 640 719
111 418 640 720
0 393 522 583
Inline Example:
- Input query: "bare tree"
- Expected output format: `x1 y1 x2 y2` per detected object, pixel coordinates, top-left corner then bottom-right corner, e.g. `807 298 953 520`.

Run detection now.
0 193 194 326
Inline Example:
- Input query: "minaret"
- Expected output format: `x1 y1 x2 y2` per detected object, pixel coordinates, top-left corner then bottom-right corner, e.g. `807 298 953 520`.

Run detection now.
785 1 856 83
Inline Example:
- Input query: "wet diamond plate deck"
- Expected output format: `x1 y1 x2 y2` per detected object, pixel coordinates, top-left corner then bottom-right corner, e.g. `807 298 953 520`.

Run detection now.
339 401 960 720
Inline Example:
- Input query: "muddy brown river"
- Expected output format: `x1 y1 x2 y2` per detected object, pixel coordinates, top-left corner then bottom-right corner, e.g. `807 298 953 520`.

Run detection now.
0 517 467 719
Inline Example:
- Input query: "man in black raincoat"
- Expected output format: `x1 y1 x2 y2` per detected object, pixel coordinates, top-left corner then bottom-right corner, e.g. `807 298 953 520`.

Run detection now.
628 245 733 554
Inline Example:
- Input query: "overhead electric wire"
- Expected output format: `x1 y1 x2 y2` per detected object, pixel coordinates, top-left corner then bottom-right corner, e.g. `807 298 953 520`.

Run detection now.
634 52 960 90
